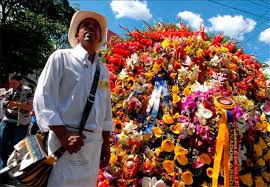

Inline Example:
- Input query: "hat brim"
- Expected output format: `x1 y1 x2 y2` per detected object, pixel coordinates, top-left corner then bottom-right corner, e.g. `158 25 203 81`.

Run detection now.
68 11 107 51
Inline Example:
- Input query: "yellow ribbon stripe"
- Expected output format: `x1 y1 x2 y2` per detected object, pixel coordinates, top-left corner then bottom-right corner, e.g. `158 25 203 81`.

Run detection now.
212 108 229 187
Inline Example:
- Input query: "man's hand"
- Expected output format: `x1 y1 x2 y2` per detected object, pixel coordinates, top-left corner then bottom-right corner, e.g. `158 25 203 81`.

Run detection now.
50 126 86 154
100 142 110 168
100 131 111 168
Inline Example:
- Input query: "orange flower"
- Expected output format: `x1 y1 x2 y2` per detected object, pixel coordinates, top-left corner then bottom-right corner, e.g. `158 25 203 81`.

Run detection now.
113 119 125 134
162 114 174 124
240 173 253 187
174 145 188 155
170 123 183 134
162 160 175 175
175 154 188 165
161 139 175 152
183 84 192 96
153 127 163 138
182 170 193 185
199 153 211 165
172 85 179 94
172 94 181 104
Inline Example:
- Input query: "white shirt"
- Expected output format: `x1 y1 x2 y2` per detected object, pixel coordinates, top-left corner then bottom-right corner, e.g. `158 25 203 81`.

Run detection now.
33 44 114 132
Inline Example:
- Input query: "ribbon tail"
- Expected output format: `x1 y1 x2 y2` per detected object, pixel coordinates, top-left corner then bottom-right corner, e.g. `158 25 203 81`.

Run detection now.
212 109 228 187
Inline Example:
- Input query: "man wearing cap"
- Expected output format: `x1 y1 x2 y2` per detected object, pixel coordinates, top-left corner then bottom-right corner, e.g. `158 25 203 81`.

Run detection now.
33 11 113 187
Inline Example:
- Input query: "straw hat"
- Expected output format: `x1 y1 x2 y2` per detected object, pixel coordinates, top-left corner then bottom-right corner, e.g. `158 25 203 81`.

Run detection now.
68 11 107 51
0 88 6 96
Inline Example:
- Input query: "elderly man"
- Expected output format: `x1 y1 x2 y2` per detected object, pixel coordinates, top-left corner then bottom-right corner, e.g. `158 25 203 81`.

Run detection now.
33 11 113 187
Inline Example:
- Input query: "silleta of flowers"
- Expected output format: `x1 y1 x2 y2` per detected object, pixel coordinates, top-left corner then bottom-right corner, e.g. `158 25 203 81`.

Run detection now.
97 22 270 187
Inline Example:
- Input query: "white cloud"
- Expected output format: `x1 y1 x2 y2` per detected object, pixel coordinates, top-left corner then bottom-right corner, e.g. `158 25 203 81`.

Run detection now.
110 0 152 20
177 11 204 31
207 15 256 40
259 27 270 45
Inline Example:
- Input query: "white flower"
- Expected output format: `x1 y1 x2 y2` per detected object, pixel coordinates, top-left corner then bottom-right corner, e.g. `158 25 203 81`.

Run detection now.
118 68 128 80
210 55 219 66
126 53 139 70
190 81 210 92
236 116 248 135
178 66 189 81
123 120 137 133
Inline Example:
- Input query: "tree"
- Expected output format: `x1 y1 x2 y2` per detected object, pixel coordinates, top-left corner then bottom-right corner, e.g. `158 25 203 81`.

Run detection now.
0 0 75 84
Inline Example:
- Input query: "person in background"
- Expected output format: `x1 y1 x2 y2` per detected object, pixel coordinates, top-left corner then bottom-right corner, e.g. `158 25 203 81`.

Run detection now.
33 11 113 187
0 72 33 182
0 88 6 122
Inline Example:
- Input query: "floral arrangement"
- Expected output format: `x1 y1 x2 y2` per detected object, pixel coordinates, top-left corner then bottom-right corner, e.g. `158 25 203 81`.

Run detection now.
97 22 270 187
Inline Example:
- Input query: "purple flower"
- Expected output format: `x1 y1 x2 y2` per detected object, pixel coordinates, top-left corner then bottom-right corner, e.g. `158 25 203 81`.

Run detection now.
234 105 244 119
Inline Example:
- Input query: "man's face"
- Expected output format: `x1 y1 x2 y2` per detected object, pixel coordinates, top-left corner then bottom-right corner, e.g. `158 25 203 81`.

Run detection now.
9 79 20 89
76 18 102 49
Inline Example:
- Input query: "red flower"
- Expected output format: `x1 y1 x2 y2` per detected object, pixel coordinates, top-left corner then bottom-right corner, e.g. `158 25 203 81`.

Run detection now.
224 42 236 53
212 34 223 45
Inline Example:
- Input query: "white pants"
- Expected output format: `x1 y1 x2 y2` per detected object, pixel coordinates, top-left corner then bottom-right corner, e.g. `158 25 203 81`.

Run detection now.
47 130 103 187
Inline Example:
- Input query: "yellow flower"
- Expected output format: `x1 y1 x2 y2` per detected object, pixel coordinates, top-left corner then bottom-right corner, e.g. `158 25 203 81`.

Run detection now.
170 123 183 134
145 71 154 81
162 114 174 124
255 176 266 187
174 145 188 155
182 170 193 185
172 85 179 94
175 154 188 165
174 112 180 119
199 153 211 165
155 147 162 157
240 173 253 187
162 160 175 175
172 94 181 104
161 139 175 152
161 38 170 48
109 153 117 166
196 48 204 58
206 167 213 178
219 46 229 53
125 77 136 89
153 127 163 138
172 39 179 47
262 171 270 182
184 46 193 56
152 63 161 74
260 113 267 121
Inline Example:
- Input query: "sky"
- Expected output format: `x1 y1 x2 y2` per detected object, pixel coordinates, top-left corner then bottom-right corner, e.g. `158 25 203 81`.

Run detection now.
69 0 270 64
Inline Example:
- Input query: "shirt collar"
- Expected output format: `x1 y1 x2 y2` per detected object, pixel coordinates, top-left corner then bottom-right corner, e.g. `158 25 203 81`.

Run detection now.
72 44 99 66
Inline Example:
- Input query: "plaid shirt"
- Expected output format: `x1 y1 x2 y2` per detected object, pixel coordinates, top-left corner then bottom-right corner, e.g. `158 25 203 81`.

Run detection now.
3 85 33 125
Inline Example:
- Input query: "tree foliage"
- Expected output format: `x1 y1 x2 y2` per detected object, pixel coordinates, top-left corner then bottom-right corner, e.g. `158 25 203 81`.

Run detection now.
0 0 75 83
